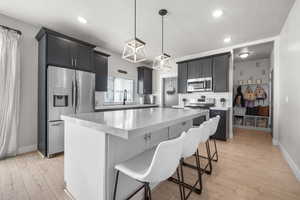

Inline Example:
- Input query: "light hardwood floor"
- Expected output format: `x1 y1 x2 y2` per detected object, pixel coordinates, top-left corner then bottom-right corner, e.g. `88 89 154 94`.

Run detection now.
1 129 299 200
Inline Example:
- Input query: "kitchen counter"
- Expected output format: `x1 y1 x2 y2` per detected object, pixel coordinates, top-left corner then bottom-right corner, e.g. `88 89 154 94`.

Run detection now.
62 107 209 200
210 106 231 111
94 104 159 112
62 107 208 139
171 105 231 111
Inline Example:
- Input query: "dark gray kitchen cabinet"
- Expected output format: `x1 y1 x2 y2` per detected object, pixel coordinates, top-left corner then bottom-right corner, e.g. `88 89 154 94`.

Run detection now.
210 109 229 141
177 62 188 93
36 27 95 72
187 59 201 79
94 51 109 91
47 34 72 67
201 58 212 78
138 67 153 94
73 42 94 71
35 27 96 157
212 53 230 92
187 57 212 79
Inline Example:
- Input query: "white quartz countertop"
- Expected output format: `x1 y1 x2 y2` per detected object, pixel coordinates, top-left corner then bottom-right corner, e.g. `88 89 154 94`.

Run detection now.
61 107 208 139
95 104 159 111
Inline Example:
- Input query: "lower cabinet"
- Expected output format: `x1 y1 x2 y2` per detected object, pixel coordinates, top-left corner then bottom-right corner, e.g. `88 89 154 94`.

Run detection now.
146 128 169 149
210 109 229 141
168 120 193 139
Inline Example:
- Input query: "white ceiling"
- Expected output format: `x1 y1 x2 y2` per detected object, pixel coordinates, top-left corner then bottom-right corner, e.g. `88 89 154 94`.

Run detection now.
0 0 295 62
234 42 274 63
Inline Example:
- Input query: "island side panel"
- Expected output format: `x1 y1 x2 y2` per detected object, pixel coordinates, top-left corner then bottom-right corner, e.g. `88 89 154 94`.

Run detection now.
106 133 149 200
64 122 107 200
106 120 193 200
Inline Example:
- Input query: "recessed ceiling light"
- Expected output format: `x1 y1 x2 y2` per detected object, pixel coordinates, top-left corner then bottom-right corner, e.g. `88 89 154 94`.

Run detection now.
239 52 250 59
224 36 231 43
77 16 87 24
212 9 223 18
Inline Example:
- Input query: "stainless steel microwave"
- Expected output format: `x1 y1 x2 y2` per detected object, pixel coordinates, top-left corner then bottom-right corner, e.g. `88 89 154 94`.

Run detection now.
187 77 212 92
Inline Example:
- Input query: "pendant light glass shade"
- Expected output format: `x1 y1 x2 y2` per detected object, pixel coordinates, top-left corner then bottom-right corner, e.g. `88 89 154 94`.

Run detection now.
122 37 146 63
152 53 172 71
153 9 172 71
122 0 146 63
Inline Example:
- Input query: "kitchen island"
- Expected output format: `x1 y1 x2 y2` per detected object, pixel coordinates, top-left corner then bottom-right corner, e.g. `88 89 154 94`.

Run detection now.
61 107 209 200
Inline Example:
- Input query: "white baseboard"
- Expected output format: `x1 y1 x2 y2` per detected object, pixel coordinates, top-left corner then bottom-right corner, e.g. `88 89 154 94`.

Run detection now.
272 139 279 146
18 144 37 154
279 143 300 181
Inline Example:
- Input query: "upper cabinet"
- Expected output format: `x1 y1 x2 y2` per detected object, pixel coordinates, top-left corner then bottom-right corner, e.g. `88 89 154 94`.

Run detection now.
72 42 94 71
187 59 201 79
177 62 188 93
94 51 110 91
137 67 153 94
47 35 73 67
36 27 95 72
212 53 230 92
177 52 230 93
187 57 212 79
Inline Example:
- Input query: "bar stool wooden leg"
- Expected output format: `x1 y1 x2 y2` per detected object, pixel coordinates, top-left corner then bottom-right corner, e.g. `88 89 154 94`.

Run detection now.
195 149 203 194
176 168 184 200
113 170 120 200
180 158 186 199
212 138 219 162
205 141 213 175
146 183 152 200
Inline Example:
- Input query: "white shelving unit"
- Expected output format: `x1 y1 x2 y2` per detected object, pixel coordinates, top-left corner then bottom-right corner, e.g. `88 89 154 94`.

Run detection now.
233 114 271 132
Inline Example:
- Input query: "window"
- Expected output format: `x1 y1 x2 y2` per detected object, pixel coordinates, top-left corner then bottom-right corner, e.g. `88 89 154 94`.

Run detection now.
104 77 135 104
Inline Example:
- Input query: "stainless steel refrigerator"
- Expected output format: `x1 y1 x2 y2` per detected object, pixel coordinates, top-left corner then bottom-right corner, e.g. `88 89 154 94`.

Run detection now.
47 66 95 157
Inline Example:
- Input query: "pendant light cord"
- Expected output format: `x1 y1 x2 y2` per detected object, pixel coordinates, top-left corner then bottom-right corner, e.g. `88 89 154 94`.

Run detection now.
161 14 164 54
134 0 136 38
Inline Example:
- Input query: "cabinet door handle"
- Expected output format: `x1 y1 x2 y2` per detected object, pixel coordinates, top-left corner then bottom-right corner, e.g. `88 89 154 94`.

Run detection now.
144 133 151 141
75 59 77 67
71 58 74 66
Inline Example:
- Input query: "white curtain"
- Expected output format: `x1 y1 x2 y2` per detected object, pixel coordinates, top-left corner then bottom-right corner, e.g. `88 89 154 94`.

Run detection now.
0 27 21 159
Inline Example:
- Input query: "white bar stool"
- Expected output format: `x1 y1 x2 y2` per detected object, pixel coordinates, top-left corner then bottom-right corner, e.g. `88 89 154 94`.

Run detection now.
209 116 220 162
169 121 211 200
182 118 215 175
113 132 186 200
195 116 220 175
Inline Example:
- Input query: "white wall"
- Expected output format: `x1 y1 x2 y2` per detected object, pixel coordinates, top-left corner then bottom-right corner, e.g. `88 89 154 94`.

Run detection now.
234 59 270 86
0 14 39 154
278 0 300 180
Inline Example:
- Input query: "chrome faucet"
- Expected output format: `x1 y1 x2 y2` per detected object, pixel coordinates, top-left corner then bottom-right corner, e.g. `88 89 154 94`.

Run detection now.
123 89 127 105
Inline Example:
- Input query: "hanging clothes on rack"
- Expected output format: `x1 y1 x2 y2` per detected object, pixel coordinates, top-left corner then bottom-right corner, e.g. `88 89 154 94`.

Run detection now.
255 85 267 104
244 86 256 107
233 85 245 107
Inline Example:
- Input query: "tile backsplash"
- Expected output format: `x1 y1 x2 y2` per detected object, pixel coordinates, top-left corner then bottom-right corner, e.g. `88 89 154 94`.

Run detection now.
178 92 232 108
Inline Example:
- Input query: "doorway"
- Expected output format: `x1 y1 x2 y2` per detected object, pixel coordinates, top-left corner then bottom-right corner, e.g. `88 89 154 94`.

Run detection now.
232 42 274 137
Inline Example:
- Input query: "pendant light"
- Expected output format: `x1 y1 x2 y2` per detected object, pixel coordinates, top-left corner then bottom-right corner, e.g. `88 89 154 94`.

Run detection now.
153 9 172 71
122 0 146 63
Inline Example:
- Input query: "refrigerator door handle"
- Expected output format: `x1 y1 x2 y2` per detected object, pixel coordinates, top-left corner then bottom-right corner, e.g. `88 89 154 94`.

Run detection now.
75 79 79 112
71 81 74 107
